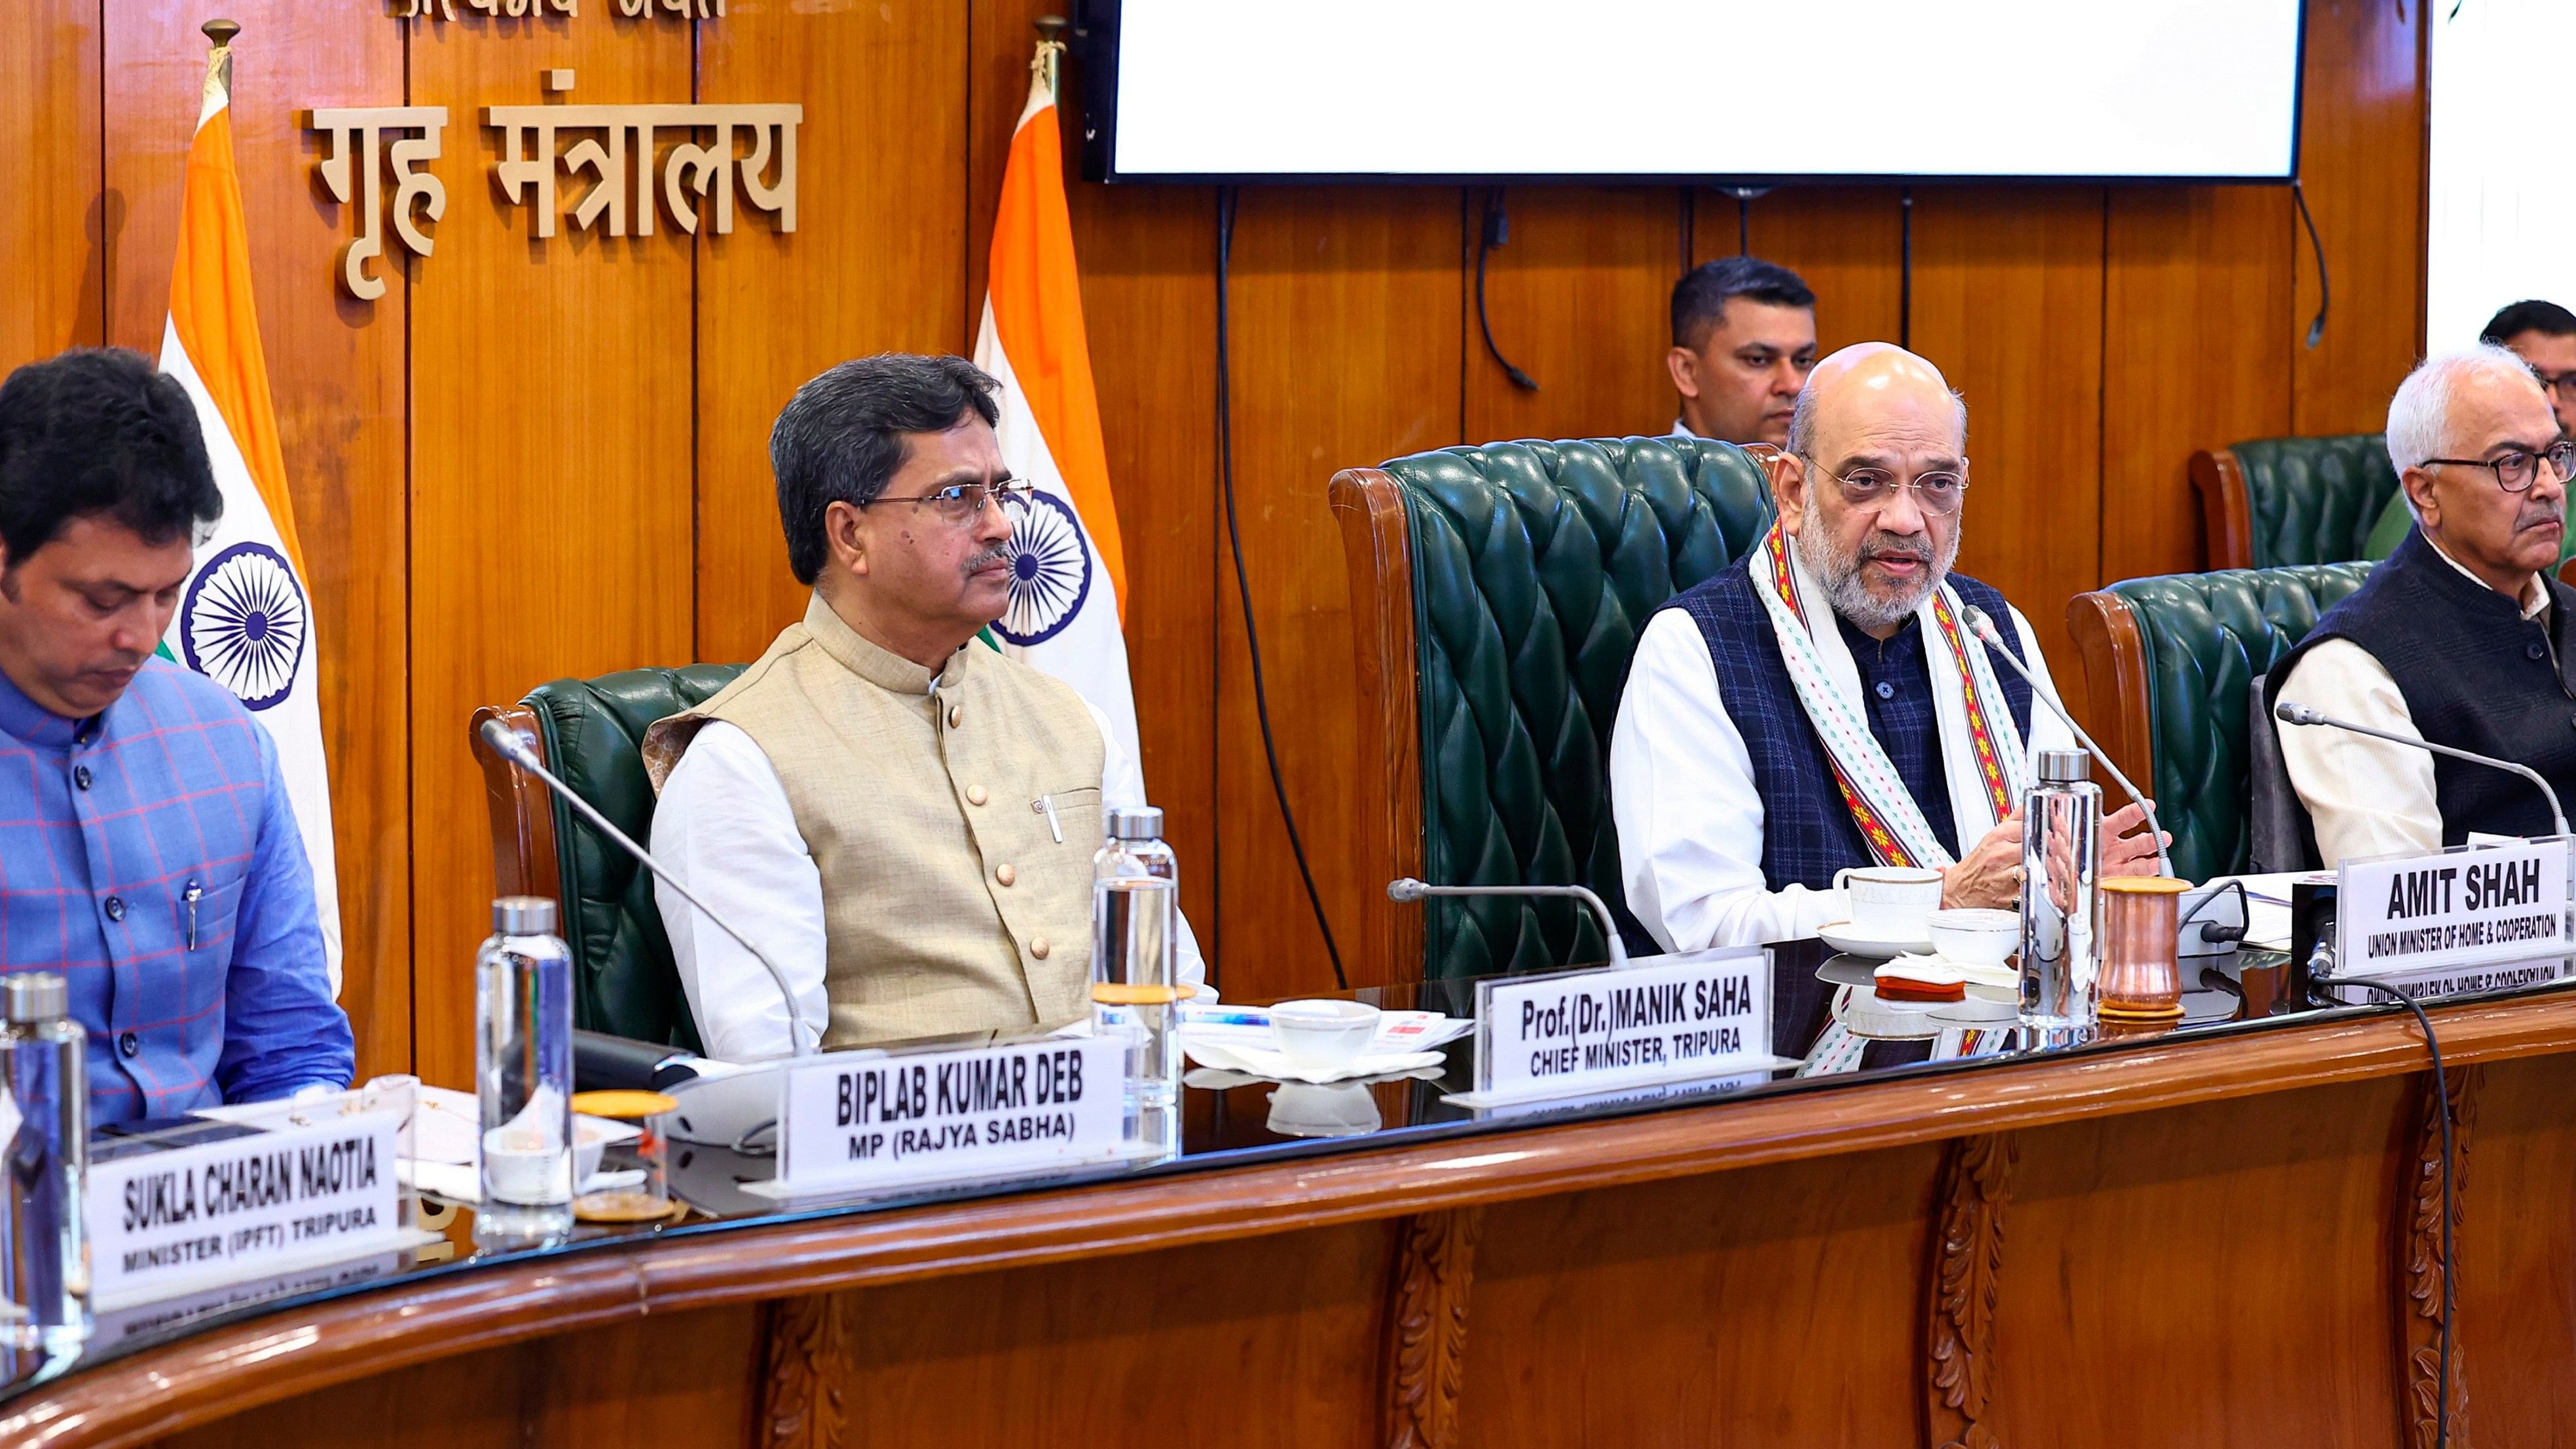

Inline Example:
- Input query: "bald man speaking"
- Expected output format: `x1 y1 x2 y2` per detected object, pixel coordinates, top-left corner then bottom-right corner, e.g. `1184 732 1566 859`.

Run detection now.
1611 344 2167 953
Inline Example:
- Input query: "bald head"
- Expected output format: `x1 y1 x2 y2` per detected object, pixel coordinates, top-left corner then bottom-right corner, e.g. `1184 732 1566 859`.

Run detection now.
1784 343 1967 461
1774 343 1972 638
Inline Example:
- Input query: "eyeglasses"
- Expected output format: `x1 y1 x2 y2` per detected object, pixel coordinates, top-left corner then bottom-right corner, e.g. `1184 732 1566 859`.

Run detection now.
2420 439 2576 494
1811 461 1970 516
867 479 1033 522
2533 369 2576 398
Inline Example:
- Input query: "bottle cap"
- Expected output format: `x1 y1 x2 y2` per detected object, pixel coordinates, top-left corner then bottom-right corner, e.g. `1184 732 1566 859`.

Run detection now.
1107 806 1166 841
3 972 66 1023
2037 749 2091 784
493 896 558 935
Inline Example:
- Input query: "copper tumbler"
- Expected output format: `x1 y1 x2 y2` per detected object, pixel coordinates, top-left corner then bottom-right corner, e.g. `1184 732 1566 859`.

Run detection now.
2096 876 2191 1024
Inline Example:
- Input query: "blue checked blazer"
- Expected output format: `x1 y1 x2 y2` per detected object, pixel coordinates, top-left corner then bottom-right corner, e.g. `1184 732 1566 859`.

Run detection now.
1662 559 2035 891
0 659 352 1124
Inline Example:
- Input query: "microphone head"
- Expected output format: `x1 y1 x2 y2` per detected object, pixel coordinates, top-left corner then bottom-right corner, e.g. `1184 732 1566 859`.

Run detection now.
1387 877 1427 903
2274 702 2318 726
1959 604 2004 645
479 716 538 768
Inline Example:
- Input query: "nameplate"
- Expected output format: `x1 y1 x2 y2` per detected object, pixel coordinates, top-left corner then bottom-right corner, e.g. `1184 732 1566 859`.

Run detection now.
86 1111 407 1311
2334 837 2573 980
2319 954 2575 1006
759 1036 1132 1201
1451 947 1792 1107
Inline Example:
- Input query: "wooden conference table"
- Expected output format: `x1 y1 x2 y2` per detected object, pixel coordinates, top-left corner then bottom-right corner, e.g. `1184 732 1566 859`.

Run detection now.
6 940 2576 1448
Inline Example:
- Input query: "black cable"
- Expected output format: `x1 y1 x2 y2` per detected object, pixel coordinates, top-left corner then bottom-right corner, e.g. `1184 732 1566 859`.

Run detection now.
1474 187 1539 391
2321 976 2455 1449
1214 185 1348 991
2177 877 2250 945
1738 192 1749 254
1899 187 1915 352
2294 179 2330 350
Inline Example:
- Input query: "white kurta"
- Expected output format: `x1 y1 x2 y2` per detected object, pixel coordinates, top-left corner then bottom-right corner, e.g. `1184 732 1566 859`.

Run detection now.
2273 539 2550 865
1610 602 2080 954
653 699 1205 1063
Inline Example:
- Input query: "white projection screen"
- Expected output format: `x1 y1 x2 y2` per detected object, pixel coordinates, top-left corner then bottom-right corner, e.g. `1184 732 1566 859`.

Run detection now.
2426 0 2576 349
1094 0 2306 183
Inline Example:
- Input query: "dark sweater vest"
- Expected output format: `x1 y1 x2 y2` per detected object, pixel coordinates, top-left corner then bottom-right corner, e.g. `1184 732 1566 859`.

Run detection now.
2267 526 2576 845
1661 559 2034 892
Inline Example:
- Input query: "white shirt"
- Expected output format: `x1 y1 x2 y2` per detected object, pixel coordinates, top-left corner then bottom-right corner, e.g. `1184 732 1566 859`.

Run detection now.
652 699 1205 1062
1610 602 2079 953
2275 538 2550 865
1669 418 1698 439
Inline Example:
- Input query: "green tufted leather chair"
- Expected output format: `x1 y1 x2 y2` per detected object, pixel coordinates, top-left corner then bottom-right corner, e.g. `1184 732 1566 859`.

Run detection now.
1330 436 1775 984
472 665 745 1050
2190 434 2399 571
2065 563 2372 883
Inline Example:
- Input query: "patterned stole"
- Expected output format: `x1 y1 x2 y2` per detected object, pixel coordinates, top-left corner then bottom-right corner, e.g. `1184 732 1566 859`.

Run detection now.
1753 523 2026 870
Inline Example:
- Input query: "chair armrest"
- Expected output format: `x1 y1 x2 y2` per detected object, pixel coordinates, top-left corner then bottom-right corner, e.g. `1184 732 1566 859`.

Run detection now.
470 703 561 907
1328 467 1426 989
2063 591 2156 800
2190 447 2254 570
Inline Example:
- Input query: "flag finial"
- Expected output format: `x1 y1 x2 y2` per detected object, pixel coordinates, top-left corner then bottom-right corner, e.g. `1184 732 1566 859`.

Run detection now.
1031 15 1067 102
202 18 240 48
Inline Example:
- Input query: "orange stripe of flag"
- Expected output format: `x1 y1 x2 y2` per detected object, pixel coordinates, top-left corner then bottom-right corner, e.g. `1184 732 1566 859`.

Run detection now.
168 96 308 584
987 98 1126 614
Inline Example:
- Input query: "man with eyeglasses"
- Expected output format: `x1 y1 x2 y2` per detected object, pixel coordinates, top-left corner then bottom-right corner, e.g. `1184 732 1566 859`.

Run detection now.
1611 343 2168 954
2482 299 2576 442
2270 344 2576 862
640 353 1200 1060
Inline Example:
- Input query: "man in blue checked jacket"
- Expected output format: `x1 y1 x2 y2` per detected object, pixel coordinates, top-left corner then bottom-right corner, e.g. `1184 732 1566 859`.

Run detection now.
0 350 352 1123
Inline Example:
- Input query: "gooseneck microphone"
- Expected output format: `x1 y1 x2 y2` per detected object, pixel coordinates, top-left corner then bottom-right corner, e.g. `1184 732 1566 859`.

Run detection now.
478 717 817 1056
2273 701 2569 838
1958 605 2173 879
1387 878 1630 966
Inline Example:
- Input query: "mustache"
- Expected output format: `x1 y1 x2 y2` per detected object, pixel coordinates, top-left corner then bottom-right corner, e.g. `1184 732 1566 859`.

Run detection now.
965 544 1012 574
1859 532 1933 562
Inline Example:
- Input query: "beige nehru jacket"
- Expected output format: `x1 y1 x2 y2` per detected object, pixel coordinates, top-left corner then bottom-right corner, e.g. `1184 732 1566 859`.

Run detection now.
642 596 1105 1050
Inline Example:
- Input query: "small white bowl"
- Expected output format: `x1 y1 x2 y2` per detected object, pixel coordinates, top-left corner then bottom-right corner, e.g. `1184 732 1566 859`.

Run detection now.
1269 999 1382 1070
1926 908 2019 968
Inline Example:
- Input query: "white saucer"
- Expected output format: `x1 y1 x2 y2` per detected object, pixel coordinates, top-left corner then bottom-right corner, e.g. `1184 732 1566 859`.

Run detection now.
1817 920 1936 958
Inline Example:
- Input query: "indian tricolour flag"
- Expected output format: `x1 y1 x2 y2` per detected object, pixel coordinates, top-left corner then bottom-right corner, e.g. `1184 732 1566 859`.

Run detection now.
971 44 1141 770
156 34 343 991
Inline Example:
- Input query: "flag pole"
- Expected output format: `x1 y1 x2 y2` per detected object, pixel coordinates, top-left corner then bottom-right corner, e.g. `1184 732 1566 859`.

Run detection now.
1033 14 1067 103
202 18 239 86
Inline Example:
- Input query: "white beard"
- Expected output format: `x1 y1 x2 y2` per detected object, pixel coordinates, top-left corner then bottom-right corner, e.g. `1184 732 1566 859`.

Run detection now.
1794 520 1959 632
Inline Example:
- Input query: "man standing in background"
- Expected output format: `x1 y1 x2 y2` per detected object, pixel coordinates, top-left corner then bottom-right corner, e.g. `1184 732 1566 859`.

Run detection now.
1665 256 1819 448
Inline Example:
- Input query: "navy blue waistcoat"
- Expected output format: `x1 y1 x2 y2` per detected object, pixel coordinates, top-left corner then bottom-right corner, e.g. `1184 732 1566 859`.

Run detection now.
2267 526 2576 845
1663 557 2034 891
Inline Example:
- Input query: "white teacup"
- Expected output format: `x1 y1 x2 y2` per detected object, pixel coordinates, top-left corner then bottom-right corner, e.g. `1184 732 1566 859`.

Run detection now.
1832 865 1943 938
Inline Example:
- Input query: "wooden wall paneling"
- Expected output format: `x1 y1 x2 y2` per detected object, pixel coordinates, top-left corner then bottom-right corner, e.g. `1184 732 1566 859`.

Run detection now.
1987 1077 2410 1447
1461 187 1679 443
407 14 699 1088
1722 186 1907 354
101 2 412 1077
695 0 968 671
2101 185 2294 583
970 3 1222 931
2292 0 2426 435
1216 188 1463 998
153 1302 761 1448
1456 1143 1942 1445
1908 188 2107 665
0 1 102 364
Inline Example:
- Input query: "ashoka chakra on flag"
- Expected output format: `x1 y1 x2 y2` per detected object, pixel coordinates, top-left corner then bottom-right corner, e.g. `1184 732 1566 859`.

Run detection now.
996 489 1093 647
181 541 308 712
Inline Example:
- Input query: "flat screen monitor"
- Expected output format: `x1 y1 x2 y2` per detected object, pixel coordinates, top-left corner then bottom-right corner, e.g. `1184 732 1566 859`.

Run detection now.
1085 0 2306 185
